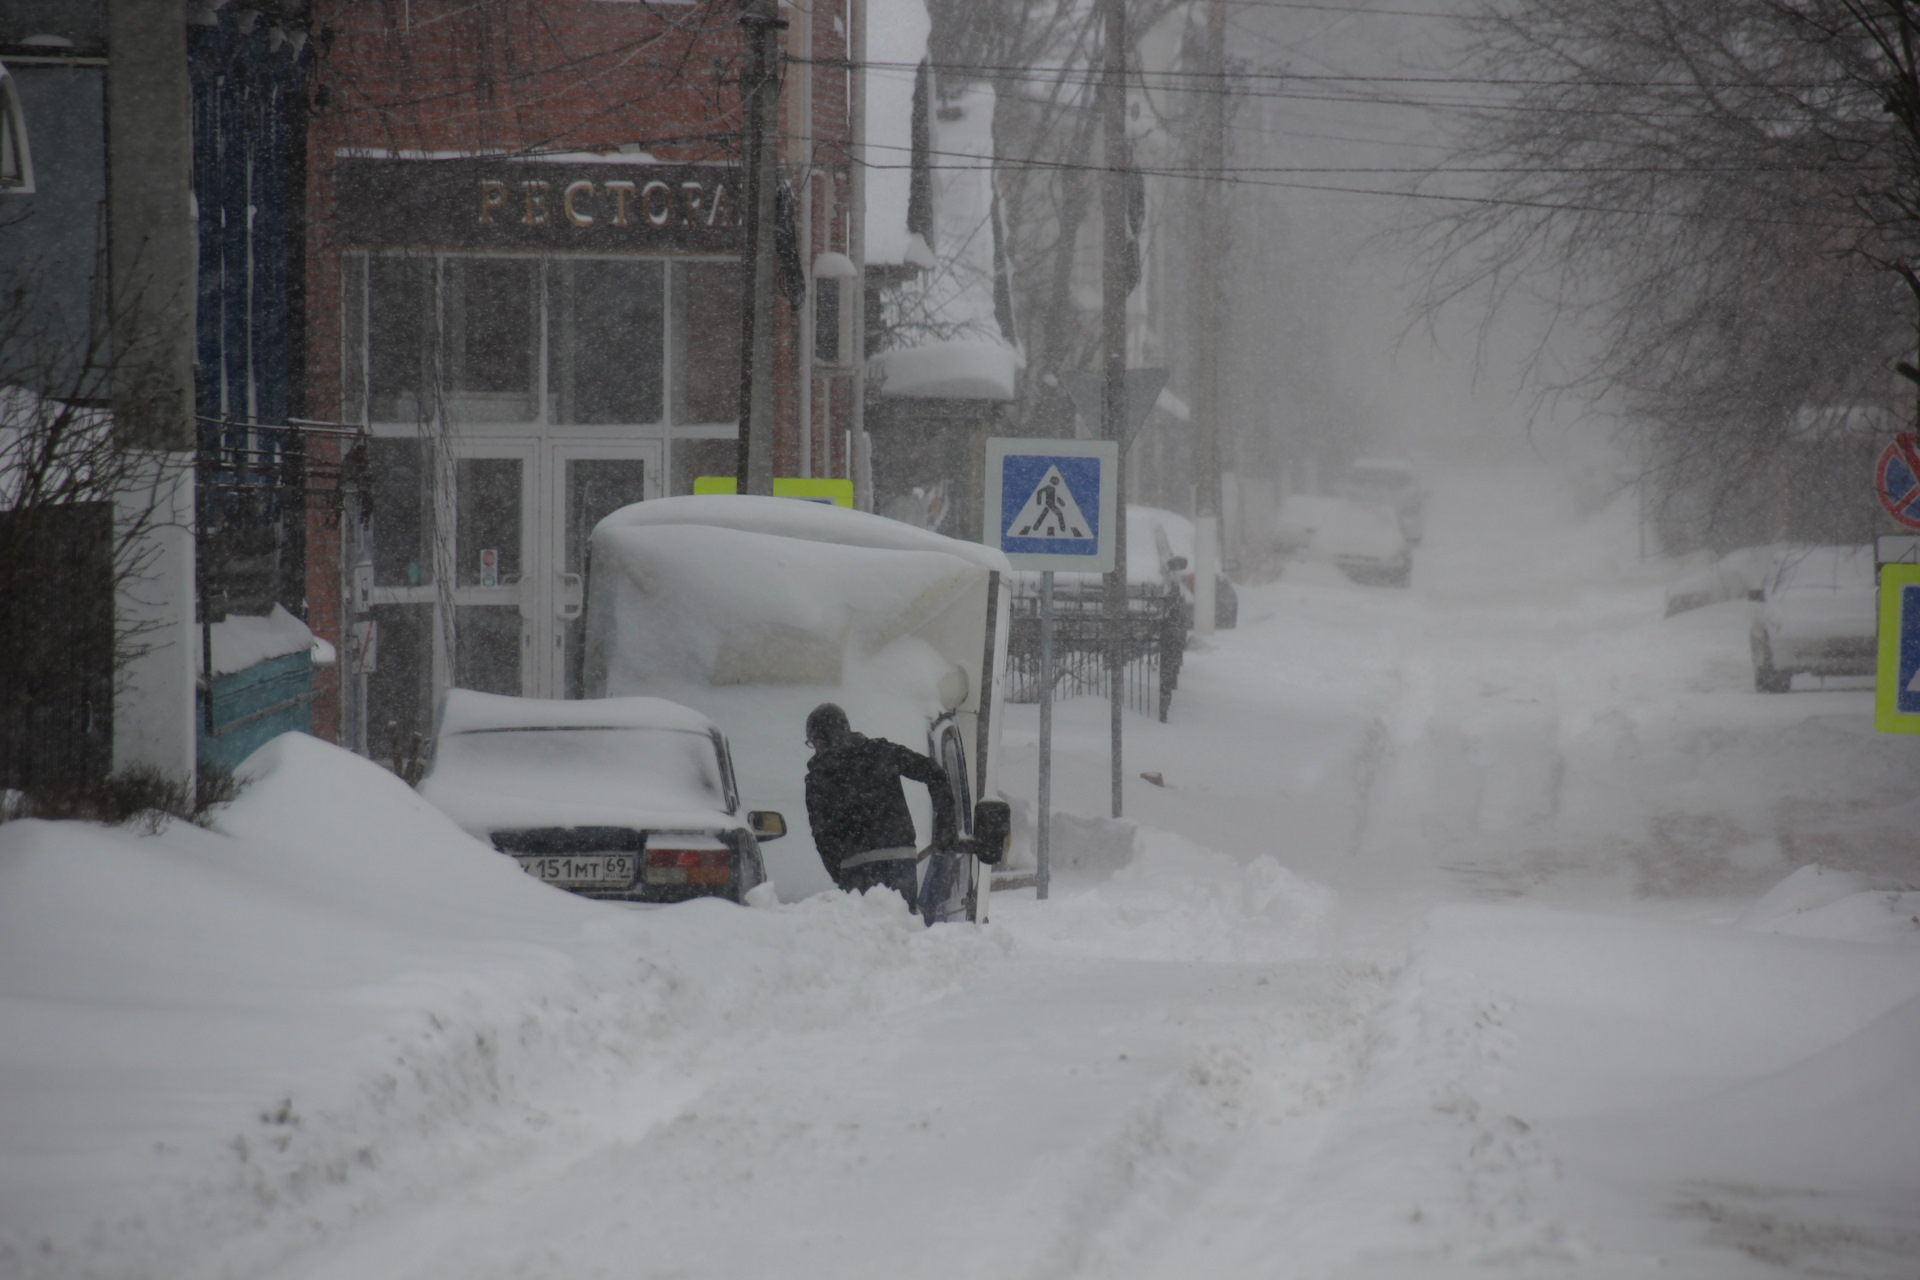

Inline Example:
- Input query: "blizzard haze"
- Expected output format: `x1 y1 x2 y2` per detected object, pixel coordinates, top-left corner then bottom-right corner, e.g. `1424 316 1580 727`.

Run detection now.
6 455 1919 1279
6 1 1920 1277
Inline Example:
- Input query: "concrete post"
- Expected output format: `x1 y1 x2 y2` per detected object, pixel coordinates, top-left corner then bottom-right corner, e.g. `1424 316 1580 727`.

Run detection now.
736 0 786 497
106 0 197 788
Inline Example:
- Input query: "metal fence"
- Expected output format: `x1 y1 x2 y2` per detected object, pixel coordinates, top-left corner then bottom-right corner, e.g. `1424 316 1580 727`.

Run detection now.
1003 576 1186 721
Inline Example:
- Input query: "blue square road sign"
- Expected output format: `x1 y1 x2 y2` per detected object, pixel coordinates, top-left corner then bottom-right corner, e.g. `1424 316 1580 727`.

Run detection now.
983 438 1119 572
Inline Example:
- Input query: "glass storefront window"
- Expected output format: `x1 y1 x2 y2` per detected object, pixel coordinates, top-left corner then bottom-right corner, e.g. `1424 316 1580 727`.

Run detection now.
454 605 523 696
366 602 435 750
367 256 434 424
367 437 434 586
553 259 665 424
454 457 522 587
354 254 742 428
671 260 743 426
562 458 648 696
443 258 537 422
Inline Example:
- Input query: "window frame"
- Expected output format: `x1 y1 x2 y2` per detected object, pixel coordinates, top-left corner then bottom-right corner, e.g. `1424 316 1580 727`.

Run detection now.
343 249 742 435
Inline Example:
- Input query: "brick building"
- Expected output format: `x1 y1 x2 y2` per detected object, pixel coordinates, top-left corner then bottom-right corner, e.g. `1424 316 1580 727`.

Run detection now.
301 0 861 754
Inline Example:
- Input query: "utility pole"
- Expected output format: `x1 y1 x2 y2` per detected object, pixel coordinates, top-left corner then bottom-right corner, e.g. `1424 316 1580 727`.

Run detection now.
1191 0 1226 641
1101 0 1129 819
107 0 197 788
736 0 786 496
850 0 871 508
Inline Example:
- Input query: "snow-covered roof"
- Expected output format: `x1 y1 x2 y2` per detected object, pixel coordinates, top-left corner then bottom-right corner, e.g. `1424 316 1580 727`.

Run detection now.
593 494 1010 573
863 0 930 268
437 689 716 737
870 82 1021 400
196 605 320 677
869 339 1021 400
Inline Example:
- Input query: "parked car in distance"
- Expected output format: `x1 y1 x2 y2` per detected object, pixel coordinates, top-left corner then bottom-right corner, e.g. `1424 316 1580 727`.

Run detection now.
1273 494 1412 588
1664 544 1788 617
1131 505 1239 630
1339 457 1427 543
418 690 784 904
1750 545 1877 692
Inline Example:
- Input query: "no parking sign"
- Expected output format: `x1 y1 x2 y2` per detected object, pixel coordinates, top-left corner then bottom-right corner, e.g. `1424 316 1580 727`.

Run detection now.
1874 433 1920 531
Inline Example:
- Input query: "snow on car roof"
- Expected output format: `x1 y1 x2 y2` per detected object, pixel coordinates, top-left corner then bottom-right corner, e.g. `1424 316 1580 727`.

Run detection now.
438 689 717 737
594 494 1010 574
1770 545 1875 591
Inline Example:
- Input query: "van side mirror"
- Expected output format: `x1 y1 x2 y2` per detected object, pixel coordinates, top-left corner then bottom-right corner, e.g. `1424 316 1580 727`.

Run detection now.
1748 589 1765 602
748 810 786 841
969 799 1010 865
1166 556 1188 572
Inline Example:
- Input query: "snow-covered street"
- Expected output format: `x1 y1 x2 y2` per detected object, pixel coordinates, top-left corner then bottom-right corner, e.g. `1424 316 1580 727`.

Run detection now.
5 462 1919 1280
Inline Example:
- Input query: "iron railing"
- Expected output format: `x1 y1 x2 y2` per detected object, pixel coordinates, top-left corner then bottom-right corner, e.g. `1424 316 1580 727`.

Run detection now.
1003 576 1186 721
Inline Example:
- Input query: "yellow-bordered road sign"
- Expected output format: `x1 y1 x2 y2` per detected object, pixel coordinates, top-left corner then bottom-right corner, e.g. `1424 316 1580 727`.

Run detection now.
692 476 854 507
1876 563 1920 732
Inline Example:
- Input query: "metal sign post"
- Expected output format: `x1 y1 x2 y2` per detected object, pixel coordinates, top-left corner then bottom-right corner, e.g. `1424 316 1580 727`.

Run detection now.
1037 570 1054 897
985 438 1118 899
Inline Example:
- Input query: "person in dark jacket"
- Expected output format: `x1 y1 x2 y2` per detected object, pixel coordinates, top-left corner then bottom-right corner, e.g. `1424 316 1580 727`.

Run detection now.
803 703 956 911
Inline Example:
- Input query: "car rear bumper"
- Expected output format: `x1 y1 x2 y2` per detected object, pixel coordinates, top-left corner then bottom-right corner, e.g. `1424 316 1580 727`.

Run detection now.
1756 633 1875 675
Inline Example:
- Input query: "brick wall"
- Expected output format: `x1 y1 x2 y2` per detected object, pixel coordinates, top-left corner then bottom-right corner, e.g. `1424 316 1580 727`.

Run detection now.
300 0 856 741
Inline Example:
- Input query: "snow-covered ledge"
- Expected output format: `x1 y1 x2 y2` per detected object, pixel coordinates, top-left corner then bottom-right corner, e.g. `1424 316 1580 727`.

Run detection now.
869 339 1021 401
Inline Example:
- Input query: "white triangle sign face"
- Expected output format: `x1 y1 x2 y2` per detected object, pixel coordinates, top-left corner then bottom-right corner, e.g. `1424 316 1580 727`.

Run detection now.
1008 465 1094 540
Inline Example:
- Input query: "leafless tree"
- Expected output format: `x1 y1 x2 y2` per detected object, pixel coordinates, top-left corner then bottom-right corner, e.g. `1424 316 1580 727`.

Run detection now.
921 0 1187 428
0 261 185 788
1417 0 1920 548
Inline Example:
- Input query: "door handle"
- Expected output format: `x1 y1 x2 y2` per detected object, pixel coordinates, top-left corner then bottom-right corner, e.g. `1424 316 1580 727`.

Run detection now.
557 571 584 620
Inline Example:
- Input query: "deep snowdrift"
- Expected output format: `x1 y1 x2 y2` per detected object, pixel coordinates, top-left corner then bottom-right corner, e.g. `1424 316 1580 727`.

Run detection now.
0 735 1013 1280
0 732 1336 1280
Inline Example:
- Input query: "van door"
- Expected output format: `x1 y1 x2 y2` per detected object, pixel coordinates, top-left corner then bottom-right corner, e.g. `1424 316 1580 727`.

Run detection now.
922 714 987 924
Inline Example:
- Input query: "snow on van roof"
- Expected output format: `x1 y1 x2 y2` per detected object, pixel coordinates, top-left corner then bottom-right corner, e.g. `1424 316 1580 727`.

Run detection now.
593 494 1011 573
438 689 716 737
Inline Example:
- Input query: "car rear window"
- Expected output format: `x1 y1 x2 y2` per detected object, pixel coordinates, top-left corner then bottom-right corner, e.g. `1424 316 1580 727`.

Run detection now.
432 726 730 813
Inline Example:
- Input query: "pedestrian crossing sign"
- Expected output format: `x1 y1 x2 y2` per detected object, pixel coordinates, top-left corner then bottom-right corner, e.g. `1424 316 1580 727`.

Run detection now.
1876 563 1920 732
984 438 1118 571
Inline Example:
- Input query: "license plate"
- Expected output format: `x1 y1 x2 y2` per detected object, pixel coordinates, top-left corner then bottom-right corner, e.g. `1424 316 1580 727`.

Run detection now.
514 854 636 887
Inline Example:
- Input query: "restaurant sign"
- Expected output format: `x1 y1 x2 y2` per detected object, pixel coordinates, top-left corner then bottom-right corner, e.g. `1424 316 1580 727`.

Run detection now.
335 157 745 252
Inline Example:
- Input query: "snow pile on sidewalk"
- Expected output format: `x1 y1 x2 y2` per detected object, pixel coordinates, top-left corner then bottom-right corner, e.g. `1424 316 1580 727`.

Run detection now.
1736 863 1920 944
1208 900 1920 1277
0 734 1006 1280
994 822 1337 963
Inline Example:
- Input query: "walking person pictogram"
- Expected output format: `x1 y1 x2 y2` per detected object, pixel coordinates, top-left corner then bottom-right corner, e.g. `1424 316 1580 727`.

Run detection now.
1015 470 1086 538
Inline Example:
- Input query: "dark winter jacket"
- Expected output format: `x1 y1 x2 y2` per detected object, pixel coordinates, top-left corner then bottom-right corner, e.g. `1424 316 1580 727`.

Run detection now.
804 733 957 878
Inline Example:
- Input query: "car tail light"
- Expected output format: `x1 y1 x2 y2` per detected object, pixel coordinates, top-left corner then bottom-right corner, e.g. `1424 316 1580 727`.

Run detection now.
644 845 732 886
1182 571 1196 595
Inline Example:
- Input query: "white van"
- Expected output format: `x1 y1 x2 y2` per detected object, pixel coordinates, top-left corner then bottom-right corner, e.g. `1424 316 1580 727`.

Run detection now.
583 496 1011 921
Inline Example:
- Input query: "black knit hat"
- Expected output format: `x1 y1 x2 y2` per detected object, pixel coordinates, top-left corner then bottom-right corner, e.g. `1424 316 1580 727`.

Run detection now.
805 702 852 748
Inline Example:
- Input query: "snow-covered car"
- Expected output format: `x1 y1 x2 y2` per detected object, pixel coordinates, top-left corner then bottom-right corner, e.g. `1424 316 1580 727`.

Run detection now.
1749 546 1877 692
1273 494 1412 588
418 690 785 904
1132 505 1238 630
1664 544 1787 617
1338 457 1427 543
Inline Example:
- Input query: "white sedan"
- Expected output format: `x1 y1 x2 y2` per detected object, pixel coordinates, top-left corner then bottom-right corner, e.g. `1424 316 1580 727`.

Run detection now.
1750 546 1877 692
419 691 787 903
